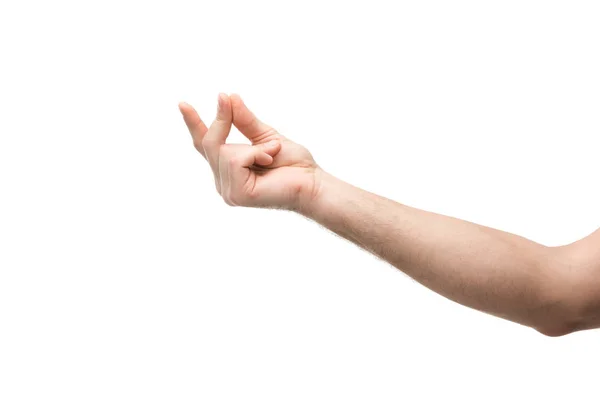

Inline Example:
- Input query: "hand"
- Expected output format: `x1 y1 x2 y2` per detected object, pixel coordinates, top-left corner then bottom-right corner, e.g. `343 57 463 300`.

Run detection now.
179 93 322 210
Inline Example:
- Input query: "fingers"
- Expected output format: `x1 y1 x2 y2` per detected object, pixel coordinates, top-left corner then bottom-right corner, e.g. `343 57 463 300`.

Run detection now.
250 140 282 166
178 102 209 158
203 93 233 158
226 146 268 205
230 93 278 143
219 142 281 206
201 94 233 194
255 139 281 162
179 94 282 201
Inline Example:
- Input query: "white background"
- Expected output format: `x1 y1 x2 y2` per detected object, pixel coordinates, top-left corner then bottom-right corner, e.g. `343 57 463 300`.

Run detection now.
1 1 599 399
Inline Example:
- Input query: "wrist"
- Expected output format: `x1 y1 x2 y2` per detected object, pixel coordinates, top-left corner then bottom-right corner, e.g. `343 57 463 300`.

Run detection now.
296 168 341 218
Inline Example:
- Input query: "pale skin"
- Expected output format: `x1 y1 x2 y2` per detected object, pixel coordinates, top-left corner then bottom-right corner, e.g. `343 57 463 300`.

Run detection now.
179 93 600 337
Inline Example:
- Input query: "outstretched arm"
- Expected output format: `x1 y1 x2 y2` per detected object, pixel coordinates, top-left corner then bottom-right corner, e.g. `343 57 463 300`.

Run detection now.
300 171 600 336
179 94 600 337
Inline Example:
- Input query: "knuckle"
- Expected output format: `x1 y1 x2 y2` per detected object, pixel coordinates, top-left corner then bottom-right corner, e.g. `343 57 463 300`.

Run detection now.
253 128 278 143
219 146 230 158
201 137 214 149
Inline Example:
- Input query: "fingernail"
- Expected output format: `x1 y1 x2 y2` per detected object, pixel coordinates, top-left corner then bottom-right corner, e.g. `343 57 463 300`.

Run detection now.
217 94 223 112
267 140 278 147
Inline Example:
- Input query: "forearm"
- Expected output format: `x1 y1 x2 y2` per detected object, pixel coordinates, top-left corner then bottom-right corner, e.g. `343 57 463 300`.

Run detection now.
299 171 574 335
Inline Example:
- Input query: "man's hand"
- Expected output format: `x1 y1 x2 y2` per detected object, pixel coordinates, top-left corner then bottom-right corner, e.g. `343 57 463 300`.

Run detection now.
179 93 322 210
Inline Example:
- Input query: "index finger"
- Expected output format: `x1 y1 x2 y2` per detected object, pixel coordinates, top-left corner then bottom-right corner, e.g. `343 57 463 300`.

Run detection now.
179 102 209 157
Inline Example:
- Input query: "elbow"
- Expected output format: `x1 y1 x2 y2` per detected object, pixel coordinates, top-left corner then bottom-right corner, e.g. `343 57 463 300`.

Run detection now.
533 246 598 337
534 297 582 337
533 296 583 338
536 324 577 338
